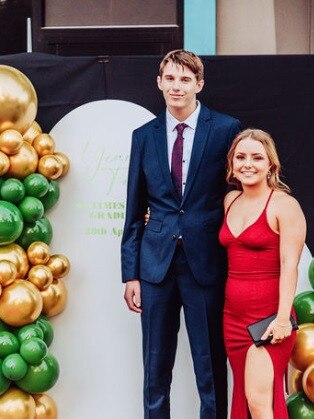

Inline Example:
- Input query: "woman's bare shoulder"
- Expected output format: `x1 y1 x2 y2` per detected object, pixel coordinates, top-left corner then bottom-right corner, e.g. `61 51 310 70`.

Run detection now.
272 190 301 209
224 190 242 210
271 190 305 218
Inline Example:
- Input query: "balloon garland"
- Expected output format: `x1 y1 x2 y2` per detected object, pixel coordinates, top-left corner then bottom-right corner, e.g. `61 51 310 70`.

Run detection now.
287 258 314 417
0 65 70 417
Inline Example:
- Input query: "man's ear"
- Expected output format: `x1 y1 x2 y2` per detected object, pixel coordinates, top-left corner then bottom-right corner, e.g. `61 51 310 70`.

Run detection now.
196 79 205 94
157 75 162 91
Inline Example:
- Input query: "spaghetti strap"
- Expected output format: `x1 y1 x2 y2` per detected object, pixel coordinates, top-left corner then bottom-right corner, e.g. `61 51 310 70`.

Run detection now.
225 192 243 215
264 189 274 211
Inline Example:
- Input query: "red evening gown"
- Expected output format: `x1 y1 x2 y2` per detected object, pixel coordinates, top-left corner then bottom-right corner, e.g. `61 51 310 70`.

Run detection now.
219 190 296 419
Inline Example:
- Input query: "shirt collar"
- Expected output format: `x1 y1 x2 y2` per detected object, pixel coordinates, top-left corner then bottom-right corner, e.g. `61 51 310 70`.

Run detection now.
166 101 201 132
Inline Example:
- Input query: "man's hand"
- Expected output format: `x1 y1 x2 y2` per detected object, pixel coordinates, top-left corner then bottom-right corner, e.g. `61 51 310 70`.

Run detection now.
124 280 142 313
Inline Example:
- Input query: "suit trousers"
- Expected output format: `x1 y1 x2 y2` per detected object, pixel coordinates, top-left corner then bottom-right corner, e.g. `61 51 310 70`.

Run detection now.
140 245 227 419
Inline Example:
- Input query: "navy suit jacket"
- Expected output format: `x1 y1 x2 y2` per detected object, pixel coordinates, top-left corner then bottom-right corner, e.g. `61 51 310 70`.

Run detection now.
121 104 241 286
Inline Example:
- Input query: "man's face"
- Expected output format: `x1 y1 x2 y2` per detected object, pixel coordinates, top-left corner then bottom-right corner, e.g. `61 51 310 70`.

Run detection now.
157 61 204 115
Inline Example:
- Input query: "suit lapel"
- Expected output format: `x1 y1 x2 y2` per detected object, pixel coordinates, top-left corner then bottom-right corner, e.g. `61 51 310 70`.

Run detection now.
182 106 212 204
153 112 181 202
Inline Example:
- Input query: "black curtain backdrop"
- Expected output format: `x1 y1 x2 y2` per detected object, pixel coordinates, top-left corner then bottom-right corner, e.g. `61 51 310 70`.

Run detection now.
0 53 313 252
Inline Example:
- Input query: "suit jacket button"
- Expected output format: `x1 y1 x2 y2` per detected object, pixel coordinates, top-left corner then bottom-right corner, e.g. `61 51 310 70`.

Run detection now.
179 209 185 214
172 235 177 240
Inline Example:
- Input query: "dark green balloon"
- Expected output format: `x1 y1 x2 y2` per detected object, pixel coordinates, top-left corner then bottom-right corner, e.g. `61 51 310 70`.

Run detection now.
287 392 314 418
16 353 59 393
18 196 44 222
0 200 24 245
23 173 49 198
309 259 314 290
20 337 47 365
0 360 11 396
16 216 53 249
17 324 44 344
36 316 54 347
0 178 25 204
2 353 28 381
0 331 20 358
40 180 60 211
294 291 314 324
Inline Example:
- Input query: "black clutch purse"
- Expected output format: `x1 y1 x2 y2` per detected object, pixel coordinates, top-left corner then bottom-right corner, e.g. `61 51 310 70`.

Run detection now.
246 314 298 347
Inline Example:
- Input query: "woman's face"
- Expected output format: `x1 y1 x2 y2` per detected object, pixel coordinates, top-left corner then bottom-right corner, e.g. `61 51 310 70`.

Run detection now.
232 138 271 187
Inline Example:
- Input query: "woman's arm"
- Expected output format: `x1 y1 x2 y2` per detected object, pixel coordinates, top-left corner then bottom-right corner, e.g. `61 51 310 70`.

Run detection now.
276 195 306 323
262 194 306 343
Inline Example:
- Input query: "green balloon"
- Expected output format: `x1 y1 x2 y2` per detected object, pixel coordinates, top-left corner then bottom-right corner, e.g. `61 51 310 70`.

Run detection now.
17 324 44 344
0 200 24 245
0 331 20 358
294 291 314 324
0 178 5 190
40 180 60 211
309 259 314 289
2 353 28 381
287 392 314 418
16 216 53 249
18 196 44 222
16 353 59 393
23 173 49 198
20 337 48 365
0 360 11 396
36 316 54 347
0 178 25 203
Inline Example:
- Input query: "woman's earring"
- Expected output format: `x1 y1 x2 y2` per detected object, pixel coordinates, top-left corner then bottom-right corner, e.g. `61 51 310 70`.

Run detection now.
267 170 271 179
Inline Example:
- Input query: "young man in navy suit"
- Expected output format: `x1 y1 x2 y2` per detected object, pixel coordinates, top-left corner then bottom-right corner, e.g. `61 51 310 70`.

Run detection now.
121 50 241 419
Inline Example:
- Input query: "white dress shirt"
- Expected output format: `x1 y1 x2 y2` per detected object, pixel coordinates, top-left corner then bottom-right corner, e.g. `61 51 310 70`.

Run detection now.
166 102 201 195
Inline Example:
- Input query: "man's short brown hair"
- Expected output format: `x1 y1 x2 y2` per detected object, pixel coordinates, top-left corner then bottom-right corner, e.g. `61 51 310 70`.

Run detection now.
159 49 204 82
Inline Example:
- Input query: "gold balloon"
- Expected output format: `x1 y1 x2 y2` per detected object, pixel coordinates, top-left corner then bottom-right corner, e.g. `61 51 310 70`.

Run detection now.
0 387 36 419
289 368 303 393
41 279 67 317
0 259 17 287
23 121 42 144
32 121 42 133
28 265 53 291
0 151 10 176
0 279 43 326
53 151 70 177
0 65 38 135
32 134 55 157
0 129 24 155
290 323 314 371
47 254 70 279
38 155 63 180
303 363 314 402
27 241 50 265
7 141 38 179
32 394 57 419
0 243 29 278
0 121 15 132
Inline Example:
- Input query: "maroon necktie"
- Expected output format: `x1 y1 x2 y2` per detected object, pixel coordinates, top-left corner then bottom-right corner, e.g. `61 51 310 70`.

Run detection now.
171 123 187 197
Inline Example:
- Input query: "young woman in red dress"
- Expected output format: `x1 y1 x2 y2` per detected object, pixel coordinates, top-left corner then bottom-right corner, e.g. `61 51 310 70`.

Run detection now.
219 128 306 419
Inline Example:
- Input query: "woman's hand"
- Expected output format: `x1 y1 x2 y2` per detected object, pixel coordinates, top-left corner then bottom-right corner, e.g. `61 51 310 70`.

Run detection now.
261 318 292 345
144 207 150 225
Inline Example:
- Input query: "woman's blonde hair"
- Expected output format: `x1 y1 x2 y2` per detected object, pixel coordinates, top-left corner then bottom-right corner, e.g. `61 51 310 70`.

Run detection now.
226 128 291 193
